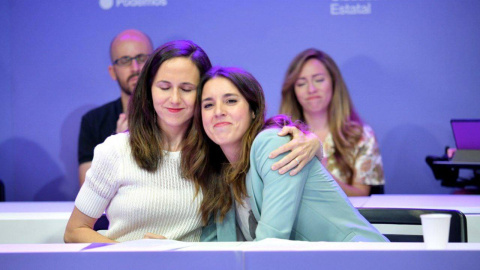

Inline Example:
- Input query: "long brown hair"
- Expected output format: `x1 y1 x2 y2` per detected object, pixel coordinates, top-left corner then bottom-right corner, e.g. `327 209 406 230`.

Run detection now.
187 67 266 224
280 49 363 185
128 40 211 173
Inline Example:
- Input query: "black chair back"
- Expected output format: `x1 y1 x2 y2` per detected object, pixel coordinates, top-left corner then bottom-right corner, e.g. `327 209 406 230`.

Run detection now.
358 208 468 242
369 185 384 195
0 179 5 201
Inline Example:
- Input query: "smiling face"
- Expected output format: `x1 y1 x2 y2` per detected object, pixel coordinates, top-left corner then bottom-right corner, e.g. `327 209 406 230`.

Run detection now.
294 58 333 116
201 76 253 162
151 57 200 134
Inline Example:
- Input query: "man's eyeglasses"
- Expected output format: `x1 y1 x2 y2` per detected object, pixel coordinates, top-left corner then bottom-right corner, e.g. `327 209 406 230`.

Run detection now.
113 54 150 67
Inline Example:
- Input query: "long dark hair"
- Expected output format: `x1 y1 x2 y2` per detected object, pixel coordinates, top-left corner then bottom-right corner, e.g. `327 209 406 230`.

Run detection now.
128 40 212 172
187 66 266 224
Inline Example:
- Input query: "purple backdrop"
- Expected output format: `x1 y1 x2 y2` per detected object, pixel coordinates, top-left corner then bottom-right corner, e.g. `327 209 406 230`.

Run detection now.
1 0 480 201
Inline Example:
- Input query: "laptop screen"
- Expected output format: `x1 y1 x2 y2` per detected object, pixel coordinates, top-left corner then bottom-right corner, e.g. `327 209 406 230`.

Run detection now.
451 119 480 150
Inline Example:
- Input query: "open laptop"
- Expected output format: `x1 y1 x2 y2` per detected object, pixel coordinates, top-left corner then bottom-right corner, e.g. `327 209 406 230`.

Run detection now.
451 119 480 163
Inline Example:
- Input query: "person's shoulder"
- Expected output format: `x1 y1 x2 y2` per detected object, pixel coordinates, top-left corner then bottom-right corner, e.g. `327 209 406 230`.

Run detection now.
99 132 130 151
255 128 283 142
82 98 121 119
358 124 379 146
252 128 290 150
105 132 129 143
361 124 376 138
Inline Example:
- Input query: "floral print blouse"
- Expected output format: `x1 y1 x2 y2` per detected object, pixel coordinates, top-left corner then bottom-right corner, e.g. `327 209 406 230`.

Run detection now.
322 125 385 186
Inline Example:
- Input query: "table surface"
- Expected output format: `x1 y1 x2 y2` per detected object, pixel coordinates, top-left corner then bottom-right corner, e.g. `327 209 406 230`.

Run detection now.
433 160 480 168
0 201 74 213
351 194 480 214
1 241 479 270
1 195 480 244
1 240 480 252
2 195 479 213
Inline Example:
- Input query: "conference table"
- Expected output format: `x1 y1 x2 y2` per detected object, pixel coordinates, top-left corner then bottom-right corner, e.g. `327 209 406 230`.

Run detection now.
0 240 479 270
1 195 480 270
0 195 479 244
353 194 480 243
0 201 73 244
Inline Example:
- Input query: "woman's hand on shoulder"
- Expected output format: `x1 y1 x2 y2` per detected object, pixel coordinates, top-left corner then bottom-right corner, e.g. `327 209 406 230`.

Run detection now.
115 113 129 134
269 126 323 176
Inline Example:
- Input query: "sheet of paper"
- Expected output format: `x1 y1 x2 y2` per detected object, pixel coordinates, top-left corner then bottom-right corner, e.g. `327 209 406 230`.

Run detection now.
239 239 420 251
82 239 193 252
177 241 245 251
239 238 324 250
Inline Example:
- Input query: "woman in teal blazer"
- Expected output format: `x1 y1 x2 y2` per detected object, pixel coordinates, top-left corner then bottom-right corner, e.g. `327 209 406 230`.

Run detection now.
195 67 387 242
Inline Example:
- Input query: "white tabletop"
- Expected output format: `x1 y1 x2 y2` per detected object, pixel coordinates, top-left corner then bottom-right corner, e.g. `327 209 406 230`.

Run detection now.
1 240 480 253
1 196 480 244
0 201 75 213
362 194 480 214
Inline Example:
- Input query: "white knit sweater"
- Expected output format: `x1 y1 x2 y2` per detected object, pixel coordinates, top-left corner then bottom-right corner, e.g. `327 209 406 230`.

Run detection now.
75 133 203 242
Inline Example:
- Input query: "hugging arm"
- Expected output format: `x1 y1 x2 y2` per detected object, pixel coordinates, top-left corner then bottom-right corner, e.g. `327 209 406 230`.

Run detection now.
269 126 323 176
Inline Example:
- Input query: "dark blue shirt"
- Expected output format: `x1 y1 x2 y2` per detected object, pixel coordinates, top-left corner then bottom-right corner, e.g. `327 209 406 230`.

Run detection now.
78 98 123 164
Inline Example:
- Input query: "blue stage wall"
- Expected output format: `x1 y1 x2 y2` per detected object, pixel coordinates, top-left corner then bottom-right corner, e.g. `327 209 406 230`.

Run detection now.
1 0 479 200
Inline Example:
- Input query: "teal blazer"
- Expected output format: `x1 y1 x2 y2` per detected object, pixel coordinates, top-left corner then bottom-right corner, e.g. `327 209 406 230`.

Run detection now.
201 129 388 242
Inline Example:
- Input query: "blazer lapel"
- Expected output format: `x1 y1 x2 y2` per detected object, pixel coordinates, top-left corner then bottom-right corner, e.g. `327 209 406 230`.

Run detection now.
216 196 238 241
246 169 261 221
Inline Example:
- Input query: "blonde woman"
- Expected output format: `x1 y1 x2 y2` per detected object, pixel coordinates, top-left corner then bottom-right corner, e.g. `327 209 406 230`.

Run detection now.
280 49 385 196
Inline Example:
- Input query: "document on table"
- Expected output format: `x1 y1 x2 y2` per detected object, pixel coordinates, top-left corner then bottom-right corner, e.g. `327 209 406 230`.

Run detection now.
239 238 328 250
181 239 330 251
82 239 193 252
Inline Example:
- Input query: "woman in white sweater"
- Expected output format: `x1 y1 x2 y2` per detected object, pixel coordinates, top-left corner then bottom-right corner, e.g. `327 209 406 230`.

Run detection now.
64 40 212 243
64 40 322 243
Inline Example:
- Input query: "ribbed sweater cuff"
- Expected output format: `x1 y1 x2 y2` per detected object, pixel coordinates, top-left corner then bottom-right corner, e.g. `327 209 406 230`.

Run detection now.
75 185 110 218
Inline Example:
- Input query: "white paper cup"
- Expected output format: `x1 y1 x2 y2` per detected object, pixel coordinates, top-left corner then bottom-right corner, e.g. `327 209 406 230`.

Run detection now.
420 213 451 249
